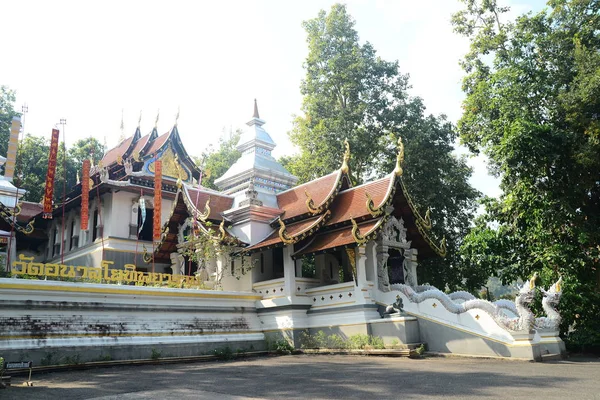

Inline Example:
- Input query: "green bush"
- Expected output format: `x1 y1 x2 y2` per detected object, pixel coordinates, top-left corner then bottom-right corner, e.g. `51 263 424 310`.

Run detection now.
270 338 294 354
327 334 347 349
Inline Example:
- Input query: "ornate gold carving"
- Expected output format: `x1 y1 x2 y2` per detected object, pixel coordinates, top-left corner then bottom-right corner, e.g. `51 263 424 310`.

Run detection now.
305 190 323 214
198 197 211 221
345 247 357 284
394 136 404 176
278 218 295 245
23 219 35 235
142 244 153 263
365 192 383 217
555 276 562 292
219 220 227 241
132 150 141 162
422 208 432 230
116 155 124 165
149 147 189 181
341 139 350 174
439 236 447 257
12 202 22 217
350 216 368 245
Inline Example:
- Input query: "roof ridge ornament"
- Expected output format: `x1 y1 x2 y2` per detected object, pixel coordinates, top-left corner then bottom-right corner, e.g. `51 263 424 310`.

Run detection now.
198 197 211 221
394 136 404 176
350 216 368 245
278 218 295 244
305 189 323 215
365 191 383 217
341 139 350 174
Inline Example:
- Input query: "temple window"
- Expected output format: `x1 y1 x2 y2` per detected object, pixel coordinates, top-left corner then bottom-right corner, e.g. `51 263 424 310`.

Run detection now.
92 209 99 242
69 218 76 251
260 253 264 274
273 247 284 278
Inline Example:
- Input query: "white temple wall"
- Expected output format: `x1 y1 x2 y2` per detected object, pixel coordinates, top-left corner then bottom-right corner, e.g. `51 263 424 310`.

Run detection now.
0 278 265 366
108 191 136 238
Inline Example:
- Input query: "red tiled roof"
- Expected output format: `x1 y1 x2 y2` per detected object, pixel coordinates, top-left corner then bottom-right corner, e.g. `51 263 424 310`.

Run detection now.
145 131 171 157
277 171 341 220
245 214 328 251
131 133 151 156
101 135 135 166
293 219 382 257
17 201 43 223
184 186 233 221
326 175 393 226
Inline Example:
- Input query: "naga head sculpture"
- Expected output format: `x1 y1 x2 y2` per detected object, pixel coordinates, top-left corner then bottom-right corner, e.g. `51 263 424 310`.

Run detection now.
541 276 563 307
517 272 538 305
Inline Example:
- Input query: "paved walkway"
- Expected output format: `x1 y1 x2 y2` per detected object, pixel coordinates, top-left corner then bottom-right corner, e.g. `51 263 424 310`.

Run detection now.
3 354 600 399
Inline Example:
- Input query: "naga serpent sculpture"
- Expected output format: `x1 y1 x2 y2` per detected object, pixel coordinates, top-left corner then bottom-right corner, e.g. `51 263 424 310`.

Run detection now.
392 273 538 332
534 277 563 331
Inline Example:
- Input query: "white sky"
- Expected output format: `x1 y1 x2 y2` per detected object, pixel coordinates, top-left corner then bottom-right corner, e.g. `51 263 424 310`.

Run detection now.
2 0 547 197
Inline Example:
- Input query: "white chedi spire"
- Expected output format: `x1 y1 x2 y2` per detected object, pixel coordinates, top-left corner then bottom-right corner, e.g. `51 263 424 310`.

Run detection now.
214 100 298 207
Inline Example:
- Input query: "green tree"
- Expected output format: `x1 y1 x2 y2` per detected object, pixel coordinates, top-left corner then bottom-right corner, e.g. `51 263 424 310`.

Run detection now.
0 86 20 157
195 129 241 190
288 4 480 289
14 134 49 202
453 0 600 349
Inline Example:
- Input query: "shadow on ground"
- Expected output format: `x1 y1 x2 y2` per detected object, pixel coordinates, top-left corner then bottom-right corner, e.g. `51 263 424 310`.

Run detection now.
4 354 598 400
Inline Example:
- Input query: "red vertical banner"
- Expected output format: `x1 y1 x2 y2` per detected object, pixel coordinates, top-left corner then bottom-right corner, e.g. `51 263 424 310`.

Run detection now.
80 159 90 231
153 160 162 241
42 128 60 219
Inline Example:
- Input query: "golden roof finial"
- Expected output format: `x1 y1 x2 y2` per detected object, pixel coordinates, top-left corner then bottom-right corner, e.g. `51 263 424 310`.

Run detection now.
394 136 405 176
154 109 160 129
175 106 180 127
341 139 350 174
138 110 142 129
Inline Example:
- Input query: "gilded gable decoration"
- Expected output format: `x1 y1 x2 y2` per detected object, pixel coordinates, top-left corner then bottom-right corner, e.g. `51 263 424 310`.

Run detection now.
148 146 190 182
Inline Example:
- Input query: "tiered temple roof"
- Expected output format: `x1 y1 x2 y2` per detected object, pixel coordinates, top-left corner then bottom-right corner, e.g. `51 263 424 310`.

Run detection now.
152 137 446 262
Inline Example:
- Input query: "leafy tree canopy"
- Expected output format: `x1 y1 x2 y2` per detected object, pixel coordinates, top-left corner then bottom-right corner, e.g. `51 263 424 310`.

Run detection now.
0 86 20 158
195 129 241 191
453 0 600 349
286 4 480 289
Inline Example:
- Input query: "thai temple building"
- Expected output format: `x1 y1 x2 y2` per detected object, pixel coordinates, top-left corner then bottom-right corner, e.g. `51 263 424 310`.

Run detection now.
0 103 566 365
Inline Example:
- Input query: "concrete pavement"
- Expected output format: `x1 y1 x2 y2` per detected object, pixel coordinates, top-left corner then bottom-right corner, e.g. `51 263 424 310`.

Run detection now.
2 354 599 399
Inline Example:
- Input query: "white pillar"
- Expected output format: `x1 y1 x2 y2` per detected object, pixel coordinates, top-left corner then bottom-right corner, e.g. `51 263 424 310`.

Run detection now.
404 248 419 286
283 244 297 298
357 245 368 287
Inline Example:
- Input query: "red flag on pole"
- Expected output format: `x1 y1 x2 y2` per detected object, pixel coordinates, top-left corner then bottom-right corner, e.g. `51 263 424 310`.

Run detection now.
153 160 162 241
42 128 60 219
81 159 90 231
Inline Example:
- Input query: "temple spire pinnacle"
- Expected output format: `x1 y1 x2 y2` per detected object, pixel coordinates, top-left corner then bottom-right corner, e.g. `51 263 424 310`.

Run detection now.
253 99 260 119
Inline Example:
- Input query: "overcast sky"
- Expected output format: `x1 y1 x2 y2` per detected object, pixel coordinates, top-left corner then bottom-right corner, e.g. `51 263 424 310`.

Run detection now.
2 0 547 197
